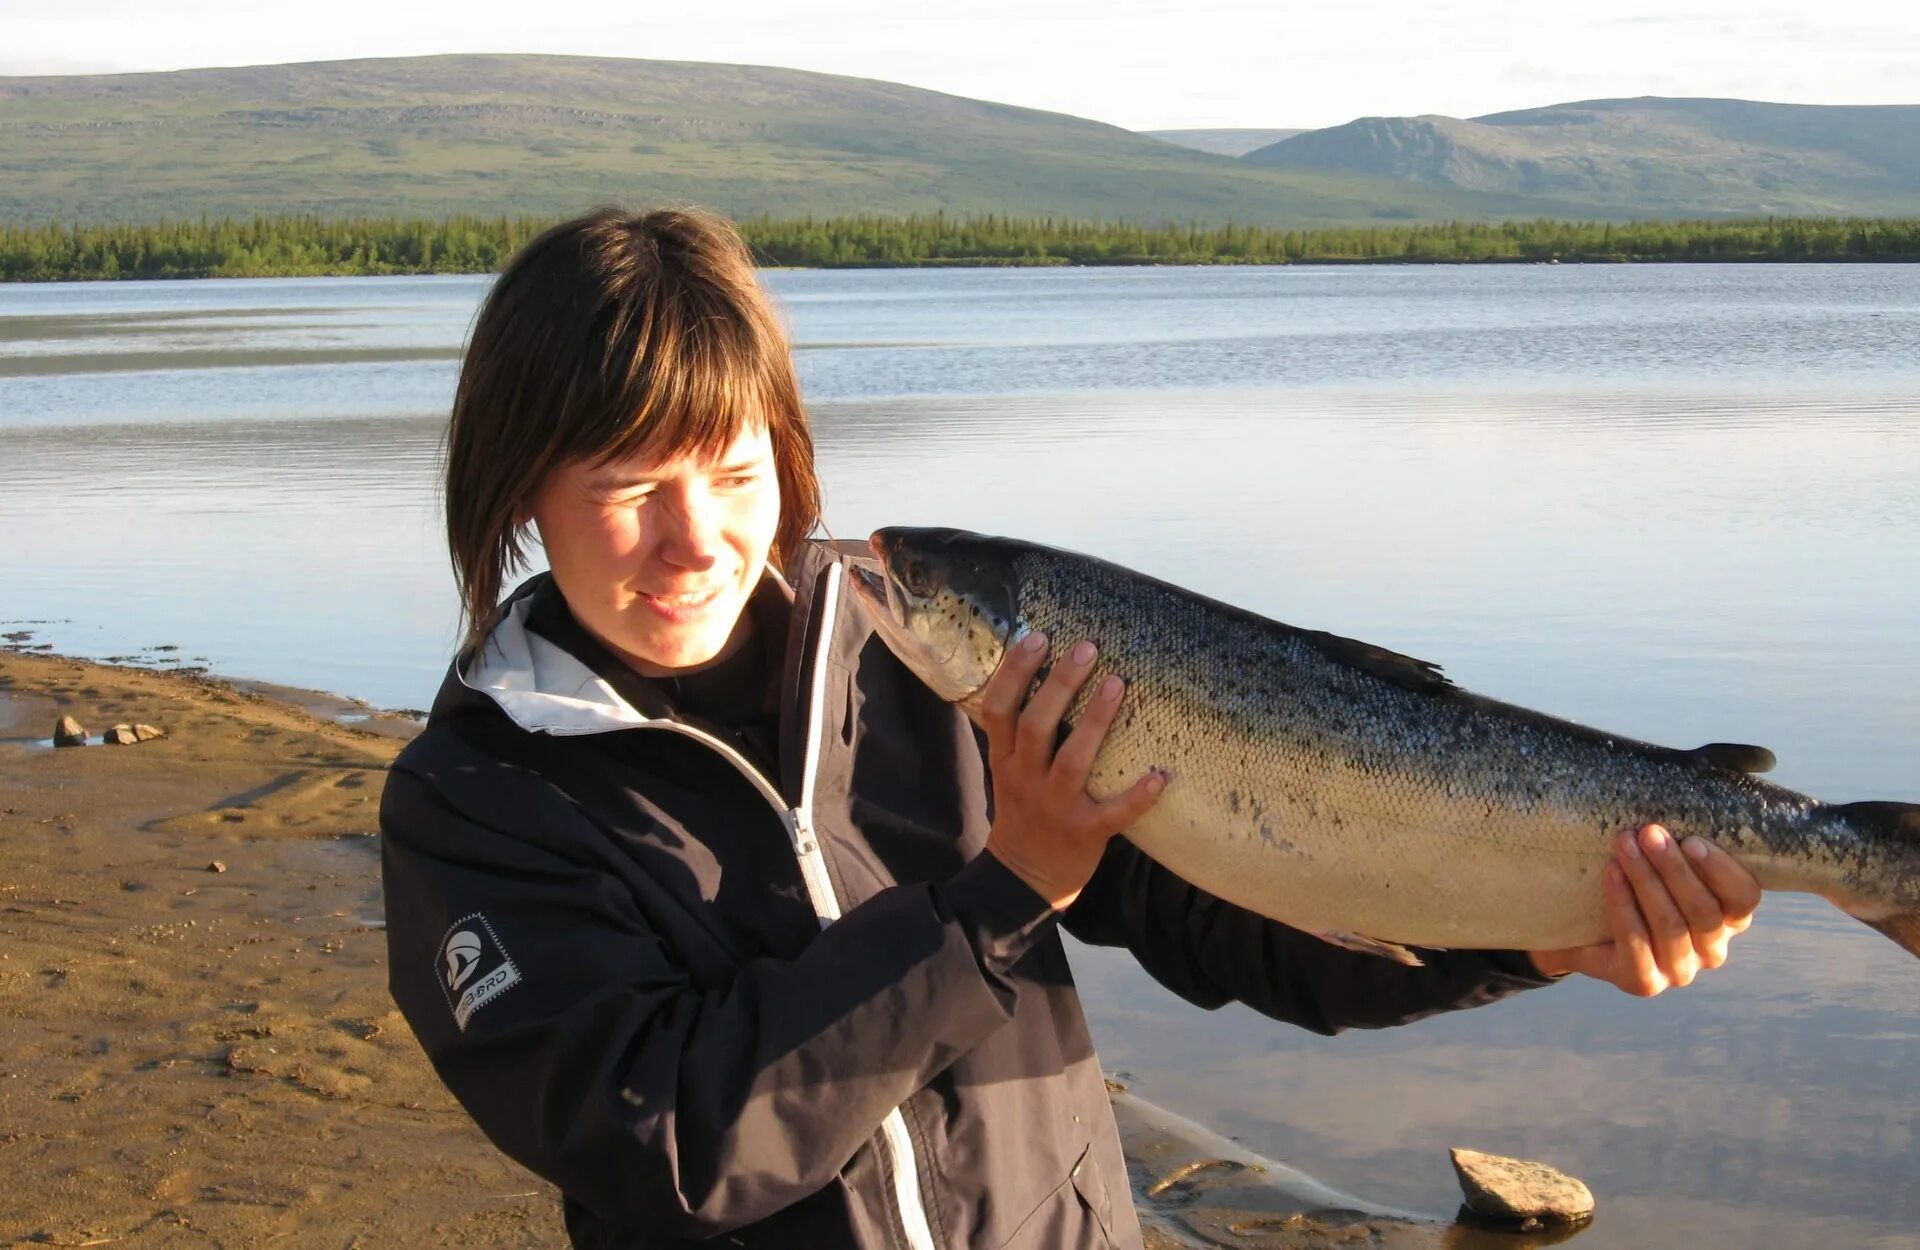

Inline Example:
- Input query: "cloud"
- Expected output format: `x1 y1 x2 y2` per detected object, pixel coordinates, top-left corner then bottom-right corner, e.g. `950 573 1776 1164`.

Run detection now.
0 57 127 76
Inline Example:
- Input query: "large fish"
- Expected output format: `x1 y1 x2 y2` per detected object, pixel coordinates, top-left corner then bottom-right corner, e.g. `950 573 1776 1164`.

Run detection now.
850 527 1920 962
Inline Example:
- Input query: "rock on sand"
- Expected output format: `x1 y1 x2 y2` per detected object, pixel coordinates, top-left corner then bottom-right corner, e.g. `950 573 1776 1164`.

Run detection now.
102 722 166 745
1449 1147 1594 1224
54 715 88 747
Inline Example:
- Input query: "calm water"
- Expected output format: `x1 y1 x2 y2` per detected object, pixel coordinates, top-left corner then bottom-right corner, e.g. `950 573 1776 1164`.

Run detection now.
3 266 1917 1247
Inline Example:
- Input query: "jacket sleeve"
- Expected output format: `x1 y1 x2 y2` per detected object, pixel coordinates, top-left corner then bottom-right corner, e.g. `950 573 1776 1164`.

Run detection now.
1061 836 1554 1034
379 760 1056 1238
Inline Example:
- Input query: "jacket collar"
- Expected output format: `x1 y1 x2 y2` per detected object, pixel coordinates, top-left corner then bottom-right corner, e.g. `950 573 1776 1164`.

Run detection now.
458 586 652 736
454 544 851 738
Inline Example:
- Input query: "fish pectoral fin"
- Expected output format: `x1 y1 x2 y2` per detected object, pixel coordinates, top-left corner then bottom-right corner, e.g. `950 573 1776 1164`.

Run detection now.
1312 931 1426 967
1685 742 1777 774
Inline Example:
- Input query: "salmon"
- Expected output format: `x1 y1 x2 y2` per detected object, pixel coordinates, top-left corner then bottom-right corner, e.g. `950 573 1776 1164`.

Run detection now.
851 527 1920 962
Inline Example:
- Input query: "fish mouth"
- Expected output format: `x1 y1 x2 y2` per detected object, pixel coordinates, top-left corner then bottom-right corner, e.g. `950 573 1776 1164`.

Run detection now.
848 561 902 627
850 535 904 629
854 530 968 671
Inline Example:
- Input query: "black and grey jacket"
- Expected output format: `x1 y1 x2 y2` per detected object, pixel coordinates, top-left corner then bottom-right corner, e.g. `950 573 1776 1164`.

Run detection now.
379 541 1552 1250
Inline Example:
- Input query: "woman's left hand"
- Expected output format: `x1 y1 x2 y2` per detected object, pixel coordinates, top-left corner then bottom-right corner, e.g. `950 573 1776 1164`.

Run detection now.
1528 823 1762 995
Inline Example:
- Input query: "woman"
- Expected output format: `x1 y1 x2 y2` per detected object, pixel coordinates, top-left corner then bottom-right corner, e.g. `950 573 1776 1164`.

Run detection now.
380 208 1759 1250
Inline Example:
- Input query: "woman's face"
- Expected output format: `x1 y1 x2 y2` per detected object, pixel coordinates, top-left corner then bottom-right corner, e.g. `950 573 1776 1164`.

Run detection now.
530 424 782 676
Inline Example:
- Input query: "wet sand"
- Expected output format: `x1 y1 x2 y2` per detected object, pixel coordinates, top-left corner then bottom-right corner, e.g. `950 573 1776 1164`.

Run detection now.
1 652 562 1247
1 650 1561 1249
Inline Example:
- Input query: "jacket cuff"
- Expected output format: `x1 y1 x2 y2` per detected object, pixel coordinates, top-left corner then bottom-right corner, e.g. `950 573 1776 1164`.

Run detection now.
937 850 1059 978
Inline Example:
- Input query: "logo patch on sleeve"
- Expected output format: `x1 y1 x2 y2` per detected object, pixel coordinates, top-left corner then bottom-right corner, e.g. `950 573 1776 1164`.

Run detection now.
437 913 521 1031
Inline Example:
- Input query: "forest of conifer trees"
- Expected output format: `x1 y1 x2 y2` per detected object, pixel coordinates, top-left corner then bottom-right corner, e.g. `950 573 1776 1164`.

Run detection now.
2 213 1916 281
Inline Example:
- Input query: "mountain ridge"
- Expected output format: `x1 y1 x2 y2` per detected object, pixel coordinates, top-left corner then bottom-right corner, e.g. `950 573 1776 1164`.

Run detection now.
3 57 1915 224
0 54 1540 226
1243 96 1920 216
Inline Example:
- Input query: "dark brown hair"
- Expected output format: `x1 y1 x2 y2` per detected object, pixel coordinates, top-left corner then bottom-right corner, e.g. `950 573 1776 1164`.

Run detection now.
445 207 820 651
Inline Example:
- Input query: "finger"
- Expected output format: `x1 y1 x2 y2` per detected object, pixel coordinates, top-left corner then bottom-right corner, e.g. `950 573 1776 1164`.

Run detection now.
980 631 1046 755
1090 768 1168 837
1014 638 1098 759
1695 930 1733 971
1604 861 1665 996
1681 836 1763 926
1552 942 1617 983
1050 673 1125 793
1618 828 1696 986
1642 825 1726 939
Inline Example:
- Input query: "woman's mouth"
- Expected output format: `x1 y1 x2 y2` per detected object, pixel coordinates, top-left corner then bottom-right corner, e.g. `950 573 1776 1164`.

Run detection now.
638 586 726 616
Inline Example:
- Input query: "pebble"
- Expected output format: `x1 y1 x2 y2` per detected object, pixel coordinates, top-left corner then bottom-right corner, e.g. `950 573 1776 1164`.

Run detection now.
1449 1146 1594 1224
53 716 89 748
207 861 228 874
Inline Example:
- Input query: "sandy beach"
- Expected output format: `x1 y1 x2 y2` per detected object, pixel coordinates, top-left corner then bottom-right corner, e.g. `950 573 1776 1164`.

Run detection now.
1 651 566 1247
1 649 1581 1249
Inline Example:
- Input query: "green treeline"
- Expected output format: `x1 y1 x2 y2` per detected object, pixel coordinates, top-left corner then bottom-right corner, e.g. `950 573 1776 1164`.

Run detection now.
0 216 552 283
4 213 1919 281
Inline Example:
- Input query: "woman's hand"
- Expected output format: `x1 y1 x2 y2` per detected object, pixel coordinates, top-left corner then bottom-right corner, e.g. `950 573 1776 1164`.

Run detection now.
979 632 1167 911
1529 824 1762 994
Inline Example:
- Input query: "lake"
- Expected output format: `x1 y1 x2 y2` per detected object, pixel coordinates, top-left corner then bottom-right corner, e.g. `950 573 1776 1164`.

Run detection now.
2 264 1916 1247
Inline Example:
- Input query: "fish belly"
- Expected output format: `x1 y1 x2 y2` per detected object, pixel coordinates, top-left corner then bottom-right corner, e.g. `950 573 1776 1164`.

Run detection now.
1153 795 1613 951
1089 739 1619 952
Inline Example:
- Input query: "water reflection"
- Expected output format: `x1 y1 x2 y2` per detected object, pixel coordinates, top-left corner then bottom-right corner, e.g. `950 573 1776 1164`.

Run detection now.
1 413 453 703
1073 890 1919 1248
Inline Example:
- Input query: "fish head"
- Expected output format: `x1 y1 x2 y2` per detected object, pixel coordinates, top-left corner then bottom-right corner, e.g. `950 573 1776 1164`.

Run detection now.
852 527 1022 707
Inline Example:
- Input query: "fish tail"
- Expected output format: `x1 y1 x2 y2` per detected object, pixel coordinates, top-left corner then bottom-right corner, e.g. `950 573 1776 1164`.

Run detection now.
1833 801 1920 959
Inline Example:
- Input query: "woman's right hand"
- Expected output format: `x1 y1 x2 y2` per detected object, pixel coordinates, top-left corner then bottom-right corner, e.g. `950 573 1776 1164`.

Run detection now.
978 631 1167 911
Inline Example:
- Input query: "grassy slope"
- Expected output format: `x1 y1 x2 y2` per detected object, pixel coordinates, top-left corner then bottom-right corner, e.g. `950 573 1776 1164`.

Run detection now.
1244 97 1920 217
0 55 1583 227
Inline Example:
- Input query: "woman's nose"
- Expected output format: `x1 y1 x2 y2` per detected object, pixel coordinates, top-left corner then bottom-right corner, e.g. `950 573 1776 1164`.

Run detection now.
657 495 722 569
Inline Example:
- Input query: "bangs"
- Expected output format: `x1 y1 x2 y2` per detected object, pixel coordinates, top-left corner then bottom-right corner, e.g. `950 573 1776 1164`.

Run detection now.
567 252 794 476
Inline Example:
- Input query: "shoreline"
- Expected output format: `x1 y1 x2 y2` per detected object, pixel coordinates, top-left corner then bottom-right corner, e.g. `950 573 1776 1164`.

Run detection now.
6 254 1920 286
1 649 1545 1248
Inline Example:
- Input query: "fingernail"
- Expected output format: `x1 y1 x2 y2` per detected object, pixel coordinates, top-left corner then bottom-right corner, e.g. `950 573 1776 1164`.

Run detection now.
1643 826 1668 854
1021 632 1046 653
1619 831 1642 859
1071 640 1097 665
1145 772 1166 794
1099 674 1123 699
1684 836 1710 862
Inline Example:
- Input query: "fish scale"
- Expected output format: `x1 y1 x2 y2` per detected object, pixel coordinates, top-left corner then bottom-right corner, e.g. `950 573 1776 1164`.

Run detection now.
858 528 1920 962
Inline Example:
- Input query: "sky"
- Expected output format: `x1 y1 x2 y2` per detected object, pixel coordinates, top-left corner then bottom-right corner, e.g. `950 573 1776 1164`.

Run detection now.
2 0 1916 130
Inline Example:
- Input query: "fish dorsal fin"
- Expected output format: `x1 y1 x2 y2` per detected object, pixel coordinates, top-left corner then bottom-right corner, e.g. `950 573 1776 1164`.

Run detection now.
1297 629 1454 695
1686 742 1777 774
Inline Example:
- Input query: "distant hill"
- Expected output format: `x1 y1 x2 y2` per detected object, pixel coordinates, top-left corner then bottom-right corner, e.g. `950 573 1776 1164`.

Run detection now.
1244 97 1920 217
0 55 1528 227
1144 128 1306 157
8 62 1911 226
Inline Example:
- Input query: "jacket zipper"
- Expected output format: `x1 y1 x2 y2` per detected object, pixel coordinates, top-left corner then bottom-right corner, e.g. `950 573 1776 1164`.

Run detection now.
631 566 939 1250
